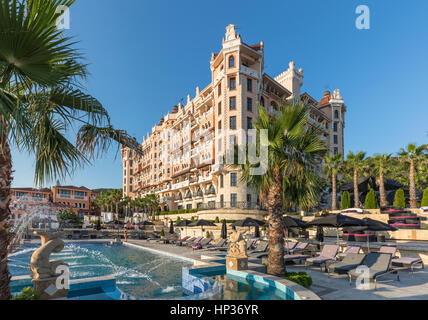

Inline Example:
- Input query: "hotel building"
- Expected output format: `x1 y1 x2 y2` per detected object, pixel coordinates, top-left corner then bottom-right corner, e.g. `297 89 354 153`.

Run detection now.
121 25 346 214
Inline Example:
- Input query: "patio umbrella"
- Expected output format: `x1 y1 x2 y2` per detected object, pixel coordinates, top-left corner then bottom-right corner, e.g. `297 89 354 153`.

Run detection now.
189 219 216 236
254 225 260 238
232 218 265 238
175 219 192 235
169 220 174 234
220 219 227 240
308 214 367 244
343 218 397 252
282 216 309 254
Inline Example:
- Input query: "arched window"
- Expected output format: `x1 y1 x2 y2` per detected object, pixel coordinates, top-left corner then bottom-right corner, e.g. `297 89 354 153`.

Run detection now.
208 185 216 195
229 55 235 68
185 190 192 199
177 192 183 201
334 110 339 119
197 188 203 197
260 97 265 107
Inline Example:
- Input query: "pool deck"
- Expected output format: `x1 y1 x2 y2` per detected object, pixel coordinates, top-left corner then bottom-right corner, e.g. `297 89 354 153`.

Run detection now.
124 240 428 300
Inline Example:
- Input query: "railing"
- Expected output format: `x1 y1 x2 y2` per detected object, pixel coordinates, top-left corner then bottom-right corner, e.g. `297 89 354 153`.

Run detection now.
197 202 266 211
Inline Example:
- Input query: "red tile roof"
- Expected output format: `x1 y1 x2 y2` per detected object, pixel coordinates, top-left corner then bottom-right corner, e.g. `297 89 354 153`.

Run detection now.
53 186 92 191
12 188 51 193
317 91 331 107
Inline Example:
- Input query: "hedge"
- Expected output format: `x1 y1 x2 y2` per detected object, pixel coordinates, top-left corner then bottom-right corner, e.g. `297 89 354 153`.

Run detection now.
282 272 312 288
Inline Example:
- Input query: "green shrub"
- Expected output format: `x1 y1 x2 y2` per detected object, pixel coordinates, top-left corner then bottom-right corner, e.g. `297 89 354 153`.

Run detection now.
421 188 428 207
341 191 351 210
160 229 165 237
206 231 211 238
394 188 406 208
282 272 312 288
13 287 41 300
215 217 220 223
176 216 181 223
364 188 377 209
191 216 196 222
177 209 186 214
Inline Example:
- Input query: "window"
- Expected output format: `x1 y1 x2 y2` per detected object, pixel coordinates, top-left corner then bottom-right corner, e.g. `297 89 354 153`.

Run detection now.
218 102 222 115
260 96 265 107
247 97 252 112
229 97 236 110
334 123 338 132
247 78 252 92
335 110 339 119
231 173 237 186
230 135 237 147
247 117 252 129
130 178 133 184
130 160 133 167
75 191 85 197
186 204 192 210
218 138 222 152
218 121 222 130
59 189 70 195
130 169 133 175
130 186 133 192
229 55 235 68
230 78 236 90
220 175 224 188
230 116 236 130
334 147 338 155
231 194 238 207
334 135 338 144
220 195 224 207
247 194 252 203
218 83 221 96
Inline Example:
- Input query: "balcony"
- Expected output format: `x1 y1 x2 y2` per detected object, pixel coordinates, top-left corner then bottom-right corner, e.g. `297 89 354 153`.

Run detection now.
241 65 259 79
198 201 266 211
198 173 212 183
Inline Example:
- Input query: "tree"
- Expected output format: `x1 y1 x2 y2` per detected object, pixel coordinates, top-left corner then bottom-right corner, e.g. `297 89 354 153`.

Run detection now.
341 191 351 210
239 102 326 276
364 188 377 209
421 188 428 207
323 153 343 210
393 188 406 208
0 0 127 300
371 154 392 207
343 151 366 208
398 143 428 208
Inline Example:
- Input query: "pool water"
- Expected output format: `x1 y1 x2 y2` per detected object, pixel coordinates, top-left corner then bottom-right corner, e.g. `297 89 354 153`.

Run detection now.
9 242 192 299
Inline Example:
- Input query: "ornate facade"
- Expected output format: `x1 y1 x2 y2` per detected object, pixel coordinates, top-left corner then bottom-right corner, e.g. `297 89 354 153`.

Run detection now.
122 25 346 212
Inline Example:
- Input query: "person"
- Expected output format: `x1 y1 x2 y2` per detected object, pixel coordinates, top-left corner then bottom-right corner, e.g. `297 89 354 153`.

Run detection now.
124 228 128 242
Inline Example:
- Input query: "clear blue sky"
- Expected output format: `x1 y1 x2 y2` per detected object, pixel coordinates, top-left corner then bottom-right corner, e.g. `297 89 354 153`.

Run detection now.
11 0 428 189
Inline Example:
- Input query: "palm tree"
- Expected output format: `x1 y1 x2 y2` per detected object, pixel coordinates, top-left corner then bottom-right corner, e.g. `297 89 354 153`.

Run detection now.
372 154 392 207
323 153 343 210
398 144 428 208
144 194 159 221
239 102 326 276
344 151 366 208
0 0 127 300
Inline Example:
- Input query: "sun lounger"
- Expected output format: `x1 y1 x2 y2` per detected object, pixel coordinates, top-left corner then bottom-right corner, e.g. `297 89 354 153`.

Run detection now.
172 236 190 245
337 245 361 260
348 253 399 289
288 242 309 254
305 244 339 271
379 245 398 258
392 257 424 273
246 239 257 250
283 254 311 264
184 236 202 247
203 239 228 251
327 253 366 276
248 241 268 254
192 238 212 250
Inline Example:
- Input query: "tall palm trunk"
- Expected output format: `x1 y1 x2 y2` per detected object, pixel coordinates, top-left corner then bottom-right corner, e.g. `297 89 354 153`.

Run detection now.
0 122 13 300
379 172 387 208
331 174 337 210
353 168 359 208
267 167 285 276
409 160 417 208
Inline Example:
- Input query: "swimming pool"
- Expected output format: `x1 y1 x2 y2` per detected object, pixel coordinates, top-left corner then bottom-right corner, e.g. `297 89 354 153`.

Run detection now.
9 242 192 299
9 242 296 300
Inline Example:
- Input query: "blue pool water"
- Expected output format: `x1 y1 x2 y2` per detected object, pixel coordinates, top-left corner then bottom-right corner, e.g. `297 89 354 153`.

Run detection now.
9 242 192 299
9 242 293 300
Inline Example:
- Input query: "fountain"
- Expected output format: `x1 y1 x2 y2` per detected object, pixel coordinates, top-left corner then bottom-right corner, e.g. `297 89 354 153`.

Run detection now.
226 230 248 271
29 231 69 299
